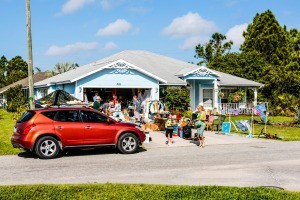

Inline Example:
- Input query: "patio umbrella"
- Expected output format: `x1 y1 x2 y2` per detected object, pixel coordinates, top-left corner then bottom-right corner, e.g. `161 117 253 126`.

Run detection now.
36 90 82 106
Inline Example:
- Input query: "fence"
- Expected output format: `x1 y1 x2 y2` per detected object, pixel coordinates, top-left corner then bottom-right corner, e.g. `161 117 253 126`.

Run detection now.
218 103 253 115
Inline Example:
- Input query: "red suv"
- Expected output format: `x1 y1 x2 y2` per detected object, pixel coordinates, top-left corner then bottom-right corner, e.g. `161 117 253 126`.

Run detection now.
11 106 146 159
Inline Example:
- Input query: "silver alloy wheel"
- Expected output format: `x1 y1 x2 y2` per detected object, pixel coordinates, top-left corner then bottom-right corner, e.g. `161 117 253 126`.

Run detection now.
39 139 57 157
121 136 137 152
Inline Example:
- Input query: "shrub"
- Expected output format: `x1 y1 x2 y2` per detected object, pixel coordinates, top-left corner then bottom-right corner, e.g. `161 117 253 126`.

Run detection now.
163 87 190 113
4 85 27 112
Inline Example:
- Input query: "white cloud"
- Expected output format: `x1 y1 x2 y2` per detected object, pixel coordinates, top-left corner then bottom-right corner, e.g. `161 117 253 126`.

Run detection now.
102 42 118 52
61 0 95 14
226 23 248 49
46 42 98 56
163 12 217 50
97 19 132 36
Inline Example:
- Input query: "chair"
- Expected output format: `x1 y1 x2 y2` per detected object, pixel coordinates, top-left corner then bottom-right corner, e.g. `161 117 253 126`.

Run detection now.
212 115 226 133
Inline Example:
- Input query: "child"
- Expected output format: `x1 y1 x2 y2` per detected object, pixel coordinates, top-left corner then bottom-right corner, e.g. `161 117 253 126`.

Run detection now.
123 109 129 121
165 113 175 146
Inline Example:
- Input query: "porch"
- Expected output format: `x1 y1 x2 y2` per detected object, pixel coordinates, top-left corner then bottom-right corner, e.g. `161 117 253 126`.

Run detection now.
218 103 253 115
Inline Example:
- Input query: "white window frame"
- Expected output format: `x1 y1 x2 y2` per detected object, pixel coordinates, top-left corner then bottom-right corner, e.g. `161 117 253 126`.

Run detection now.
199 87 214 110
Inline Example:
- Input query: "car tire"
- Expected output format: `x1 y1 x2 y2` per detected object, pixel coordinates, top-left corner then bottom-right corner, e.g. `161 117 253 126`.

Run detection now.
117 133 139 154
35 136 60 159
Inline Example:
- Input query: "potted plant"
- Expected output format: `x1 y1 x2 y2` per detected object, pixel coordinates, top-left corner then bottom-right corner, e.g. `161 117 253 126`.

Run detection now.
228 90 245 103
218 92 224 98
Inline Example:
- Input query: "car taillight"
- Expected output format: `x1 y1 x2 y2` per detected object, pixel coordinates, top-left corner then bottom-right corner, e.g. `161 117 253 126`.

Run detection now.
22 124 36 135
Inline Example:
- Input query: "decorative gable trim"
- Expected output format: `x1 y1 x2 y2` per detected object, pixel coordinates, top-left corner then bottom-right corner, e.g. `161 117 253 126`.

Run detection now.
72 59 167 83
106 61 134 74
183 66 219 77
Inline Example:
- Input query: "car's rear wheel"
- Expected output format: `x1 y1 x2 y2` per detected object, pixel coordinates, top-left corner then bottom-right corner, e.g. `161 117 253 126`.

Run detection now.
35 136 60 159
117 133 139 154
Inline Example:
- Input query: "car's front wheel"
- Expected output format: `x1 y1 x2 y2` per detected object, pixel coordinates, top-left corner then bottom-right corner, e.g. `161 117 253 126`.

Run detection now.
35 136 60 159
117 133 139 154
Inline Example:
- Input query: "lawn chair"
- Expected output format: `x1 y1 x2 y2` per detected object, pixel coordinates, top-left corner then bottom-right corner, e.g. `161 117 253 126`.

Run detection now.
206 115 214 131
236 120 251 133
235 119 253 138
212 115 226 134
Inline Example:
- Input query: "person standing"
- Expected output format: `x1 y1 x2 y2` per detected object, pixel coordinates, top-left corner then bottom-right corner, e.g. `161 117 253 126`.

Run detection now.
101 99 110 114
93 93 100 102
93 97 102 111
132 95 141 121
196 105 206 147
165 113 175 146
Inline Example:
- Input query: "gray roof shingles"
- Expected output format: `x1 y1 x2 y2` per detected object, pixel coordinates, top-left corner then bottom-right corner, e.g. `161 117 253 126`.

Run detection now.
34 50 262 87
0 72 48 94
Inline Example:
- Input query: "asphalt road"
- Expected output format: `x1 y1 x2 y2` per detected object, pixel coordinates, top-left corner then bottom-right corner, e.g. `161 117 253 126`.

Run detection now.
0 138 299 192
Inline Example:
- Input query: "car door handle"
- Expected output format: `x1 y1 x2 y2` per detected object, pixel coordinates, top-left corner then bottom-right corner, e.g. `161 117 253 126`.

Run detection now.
56 126 63 130
85 126 92 129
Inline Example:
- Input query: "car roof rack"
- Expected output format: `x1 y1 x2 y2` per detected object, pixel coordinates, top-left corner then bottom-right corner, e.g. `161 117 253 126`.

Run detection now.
41 104 92 109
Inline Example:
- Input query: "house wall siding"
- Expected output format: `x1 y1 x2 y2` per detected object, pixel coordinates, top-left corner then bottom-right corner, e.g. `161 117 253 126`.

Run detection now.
76 68 159 100
63 84 75 96
77 68 158 87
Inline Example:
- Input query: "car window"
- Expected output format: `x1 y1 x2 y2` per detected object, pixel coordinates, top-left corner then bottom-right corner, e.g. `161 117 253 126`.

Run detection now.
41 111 57 120
17 111 35 123
56 110 80 122
80 110 107 123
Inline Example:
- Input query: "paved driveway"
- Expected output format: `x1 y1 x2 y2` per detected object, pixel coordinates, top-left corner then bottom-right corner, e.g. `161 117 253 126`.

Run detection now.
144 130 270 149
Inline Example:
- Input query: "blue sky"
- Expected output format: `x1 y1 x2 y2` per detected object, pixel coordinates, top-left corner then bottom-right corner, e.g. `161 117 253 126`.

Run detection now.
1 0 299 71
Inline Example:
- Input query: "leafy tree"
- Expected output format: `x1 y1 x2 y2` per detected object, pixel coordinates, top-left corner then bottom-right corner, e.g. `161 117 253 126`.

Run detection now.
194 32 233 65
47 62 79 76
4 85 27 112
0 56 8 88
241 10 292 66
5 56 28 86
34 67 42 73
289 28 300 54
162 87 190 113
205 10 300 117
209 51 269 82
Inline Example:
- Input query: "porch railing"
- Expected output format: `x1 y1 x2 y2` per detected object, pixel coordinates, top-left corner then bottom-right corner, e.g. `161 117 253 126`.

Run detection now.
218 103 253 115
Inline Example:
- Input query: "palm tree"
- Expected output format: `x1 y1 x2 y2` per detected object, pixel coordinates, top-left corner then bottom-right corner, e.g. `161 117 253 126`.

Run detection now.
34 67 42 73
49 62 79 76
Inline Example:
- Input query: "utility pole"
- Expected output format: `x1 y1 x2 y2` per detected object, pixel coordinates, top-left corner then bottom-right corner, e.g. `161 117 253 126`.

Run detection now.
25 0 35 109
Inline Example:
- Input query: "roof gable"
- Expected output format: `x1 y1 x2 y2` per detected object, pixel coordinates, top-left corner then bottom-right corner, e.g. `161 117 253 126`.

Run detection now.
181 66 219 78
72 59 167 83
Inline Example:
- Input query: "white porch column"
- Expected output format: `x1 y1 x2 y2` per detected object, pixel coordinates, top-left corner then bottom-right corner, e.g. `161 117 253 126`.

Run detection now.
244 87 247 103
213 79 218 109
253 88 257 105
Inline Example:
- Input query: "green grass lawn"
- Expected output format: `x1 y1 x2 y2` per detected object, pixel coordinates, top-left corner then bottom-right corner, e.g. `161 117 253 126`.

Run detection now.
0 183 299 200
0 109 23 155
223 115 300 141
